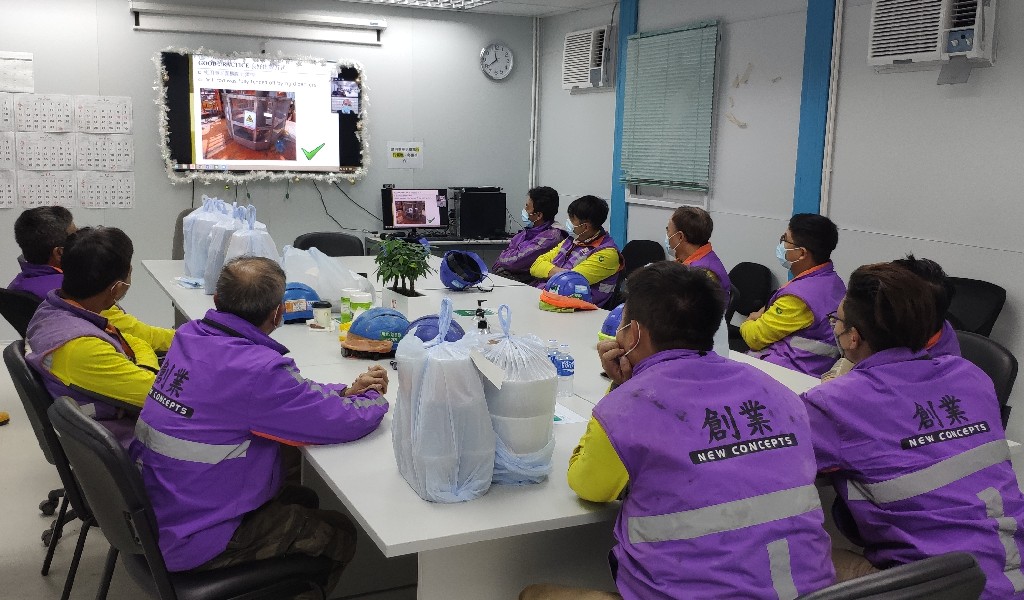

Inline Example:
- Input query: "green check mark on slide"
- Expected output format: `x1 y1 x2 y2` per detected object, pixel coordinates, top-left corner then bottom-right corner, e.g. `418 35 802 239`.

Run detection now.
301 142 326 160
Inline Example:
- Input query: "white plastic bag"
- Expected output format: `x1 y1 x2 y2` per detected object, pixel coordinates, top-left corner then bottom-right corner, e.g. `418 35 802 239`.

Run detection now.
393 298 495 503
281 245 375 310
202 206 244 295
182 196 230 278
476 304 557 485
223 205 280 266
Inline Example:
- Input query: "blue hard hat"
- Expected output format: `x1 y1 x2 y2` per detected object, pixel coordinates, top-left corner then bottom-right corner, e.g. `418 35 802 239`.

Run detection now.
341 307 411 354
546 271 593 303
405 314 466 344
439 250 487 290
283 282 320 323
598 304 625 341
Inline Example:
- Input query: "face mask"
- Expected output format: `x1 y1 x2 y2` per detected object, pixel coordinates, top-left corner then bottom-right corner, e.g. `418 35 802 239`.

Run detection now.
112 280 131 304
664 231 681 255
776 242 794 270
616 320 641 357
565 218 580 239
521 209 533 228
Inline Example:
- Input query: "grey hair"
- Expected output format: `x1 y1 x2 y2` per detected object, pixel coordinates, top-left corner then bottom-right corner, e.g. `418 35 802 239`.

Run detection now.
214 256 287 326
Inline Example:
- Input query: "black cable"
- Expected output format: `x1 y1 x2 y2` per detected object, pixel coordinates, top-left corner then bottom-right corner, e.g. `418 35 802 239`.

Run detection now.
191 180 196 208
234 184 238 203
244 181 251 201
285 179 290 200
312 181 344 230
333 182 383 223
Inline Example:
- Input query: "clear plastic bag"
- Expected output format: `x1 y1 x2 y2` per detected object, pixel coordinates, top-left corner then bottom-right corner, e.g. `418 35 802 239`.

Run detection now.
223 205 280 265
182 196 231 278
202 205 244 295
393 298 495 503
476 304 557 485
281 246 375 311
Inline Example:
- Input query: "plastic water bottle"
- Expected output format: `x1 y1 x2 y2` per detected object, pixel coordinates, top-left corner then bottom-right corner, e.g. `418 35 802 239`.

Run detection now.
546 339 559 368
555 343 575 398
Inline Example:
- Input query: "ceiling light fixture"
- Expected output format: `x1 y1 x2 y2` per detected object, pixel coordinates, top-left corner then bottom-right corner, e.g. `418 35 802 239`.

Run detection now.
336 0 494 11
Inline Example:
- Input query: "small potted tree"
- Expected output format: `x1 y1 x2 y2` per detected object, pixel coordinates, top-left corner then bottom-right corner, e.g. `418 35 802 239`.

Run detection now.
375 238 436 317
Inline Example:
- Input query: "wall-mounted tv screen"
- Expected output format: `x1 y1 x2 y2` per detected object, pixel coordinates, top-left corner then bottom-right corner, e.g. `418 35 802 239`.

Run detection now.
382 188 449 232
160 51 363 176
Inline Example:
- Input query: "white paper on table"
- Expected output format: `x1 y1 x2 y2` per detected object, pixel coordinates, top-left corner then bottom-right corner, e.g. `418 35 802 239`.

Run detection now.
16 132 75 170
75 95 133 134
18 170 75 207
0 92 14 131
553 403 587 424
0 51 33 93
76 133 134 171
77 171 134 209
0 132 13 170
15 94 73 132
0 170 15 208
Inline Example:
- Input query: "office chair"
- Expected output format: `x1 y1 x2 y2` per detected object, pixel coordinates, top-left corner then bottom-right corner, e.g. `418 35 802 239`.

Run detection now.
726 262 774 352
294 231 364 257
795 552 985 599
4 340 98 600
0 287 43 338
957 330 1017 428
48 396 335 600
608 240 666 307
946 276 1006 338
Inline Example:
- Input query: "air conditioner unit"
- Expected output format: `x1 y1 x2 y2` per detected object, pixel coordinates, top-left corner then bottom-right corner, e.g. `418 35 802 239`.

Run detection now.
562 25 614 91
868 0 996 73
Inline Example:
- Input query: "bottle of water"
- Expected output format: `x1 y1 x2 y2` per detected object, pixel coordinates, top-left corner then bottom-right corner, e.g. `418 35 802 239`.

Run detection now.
555 343 575 398
546 339 559 368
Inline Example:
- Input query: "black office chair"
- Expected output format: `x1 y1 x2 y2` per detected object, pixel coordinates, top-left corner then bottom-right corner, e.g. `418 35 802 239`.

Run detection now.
294 232 364 257
0 287 42 338
607 240 666 307
796 552 985 599
957 330 1017 428
3 340 97 600
727 262 774 352
48 396 334 600
946 277 1006 338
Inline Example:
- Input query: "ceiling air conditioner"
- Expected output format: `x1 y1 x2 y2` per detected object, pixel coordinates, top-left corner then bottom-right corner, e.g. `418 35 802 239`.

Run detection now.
868 0 996 80
562 25 614 91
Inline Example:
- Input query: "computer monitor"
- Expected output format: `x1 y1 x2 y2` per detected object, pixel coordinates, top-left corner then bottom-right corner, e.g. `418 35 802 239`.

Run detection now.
457 189 507 239
381 188 450 233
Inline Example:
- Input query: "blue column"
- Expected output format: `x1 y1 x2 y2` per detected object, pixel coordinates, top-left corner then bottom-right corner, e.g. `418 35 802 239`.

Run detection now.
610 0 638 244
792 0 837 215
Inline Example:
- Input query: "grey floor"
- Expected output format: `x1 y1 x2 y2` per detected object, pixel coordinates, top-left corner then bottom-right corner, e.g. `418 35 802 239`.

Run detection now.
0 346 416 600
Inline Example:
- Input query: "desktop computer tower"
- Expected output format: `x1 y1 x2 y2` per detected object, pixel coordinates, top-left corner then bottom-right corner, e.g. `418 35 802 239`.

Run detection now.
453 187 507 239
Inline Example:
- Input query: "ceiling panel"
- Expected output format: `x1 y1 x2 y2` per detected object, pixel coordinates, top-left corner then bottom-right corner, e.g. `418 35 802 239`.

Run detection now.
334 0 614 18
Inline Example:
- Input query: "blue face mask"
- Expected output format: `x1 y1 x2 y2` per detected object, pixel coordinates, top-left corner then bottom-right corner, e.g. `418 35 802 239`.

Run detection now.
521 209 533 228
664 231 681 255
776 242 794 270
564 218 579 238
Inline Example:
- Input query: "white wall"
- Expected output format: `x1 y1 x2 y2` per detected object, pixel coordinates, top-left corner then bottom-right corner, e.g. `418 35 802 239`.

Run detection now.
0 0 534 339
828 0 1024 437
535 3 618 225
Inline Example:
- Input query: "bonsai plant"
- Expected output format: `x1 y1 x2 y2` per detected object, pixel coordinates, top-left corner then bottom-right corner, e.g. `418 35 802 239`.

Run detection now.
374 238 434 297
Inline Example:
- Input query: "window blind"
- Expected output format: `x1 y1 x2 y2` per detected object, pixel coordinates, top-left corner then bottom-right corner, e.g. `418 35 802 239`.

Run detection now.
621 21 719 191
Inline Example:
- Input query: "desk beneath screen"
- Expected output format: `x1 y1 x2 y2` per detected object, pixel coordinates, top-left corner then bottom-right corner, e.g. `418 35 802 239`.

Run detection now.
364 234 512 266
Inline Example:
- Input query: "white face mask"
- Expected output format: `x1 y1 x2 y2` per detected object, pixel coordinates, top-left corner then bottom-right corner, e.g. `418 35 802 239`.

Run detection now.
616 320 641 357
776 242 795 270
664 231 681 255
565 218 580 238
521 209 533 228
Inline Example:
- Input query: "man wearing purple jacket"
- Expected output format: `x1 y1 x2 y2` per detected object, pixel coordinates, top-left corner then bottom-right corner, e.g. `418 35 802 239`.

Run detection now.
804 263 1024 599
129 256 389 597
492 186 567 284
7 206 76 299
521 262 834 600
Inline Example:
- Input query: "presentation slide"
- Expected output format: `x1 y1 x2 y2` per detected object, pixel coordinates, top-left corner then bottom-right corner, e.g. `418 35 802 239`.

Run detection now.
391 189 444 228
190 56 341 171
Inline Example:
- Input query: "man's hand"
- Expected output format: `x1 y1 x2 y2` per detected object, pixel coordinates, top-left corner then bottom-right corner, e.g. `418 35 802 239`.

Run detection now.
547 265 569 278
597 339 632 386
746 306 766 321
346 365 389 396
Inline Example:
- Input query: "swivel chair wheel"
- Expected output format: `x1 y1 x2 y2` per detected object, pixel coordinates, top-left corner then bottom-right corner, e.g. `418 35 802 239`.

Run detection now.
42 527 54 547
39 498 58 516
41 521 60 547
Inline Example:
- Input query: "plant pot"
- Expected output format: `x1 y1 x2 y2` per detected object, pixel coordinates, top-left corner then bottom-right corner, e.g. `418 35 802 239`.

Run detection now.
382 286 438 319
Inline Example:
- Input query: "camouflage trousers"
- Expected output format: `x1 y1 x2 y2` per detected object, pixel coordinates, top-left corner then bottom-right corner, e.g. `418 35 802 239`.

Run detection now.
192 484 357 600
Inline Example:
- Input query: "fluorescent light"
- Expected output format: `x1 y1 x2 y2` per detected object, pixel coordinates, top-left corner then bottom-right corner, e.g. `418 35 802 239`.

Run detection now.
130 1 388 45
336 0 494 11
